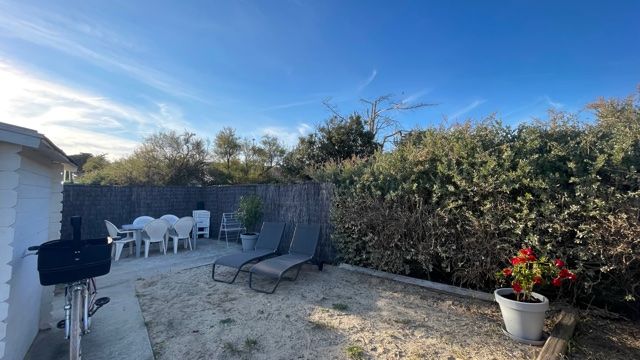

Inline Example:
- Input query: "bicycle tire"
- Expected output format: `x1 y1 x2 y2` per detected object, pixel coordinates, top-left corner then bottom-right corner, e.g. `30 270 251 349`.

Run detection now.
69 285 83 360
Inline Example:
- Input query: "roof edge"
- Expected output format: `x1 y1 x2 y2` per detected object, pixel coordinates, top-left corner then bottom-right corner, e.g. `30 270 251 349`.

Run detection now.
0 122 77 168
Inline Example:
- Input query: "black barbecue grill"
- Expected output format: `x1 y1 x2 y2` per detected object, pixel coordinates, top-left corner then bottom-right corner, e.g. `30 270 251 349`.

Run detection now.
36 216 112 286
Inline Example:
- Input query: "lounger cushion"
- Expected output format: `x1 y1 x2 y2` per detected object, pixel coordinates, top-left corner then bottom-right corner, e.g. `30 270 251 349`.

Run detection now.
215 249 274 268
254 222 286 251
250 254 310 278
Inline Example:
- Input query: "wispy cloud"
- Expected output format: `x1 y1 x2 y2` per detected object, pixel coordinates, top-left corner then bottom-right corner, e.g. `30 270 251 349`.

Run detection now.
503 95 565 119
260 99 320 112
0 61 192 159
544 95 564 109
401 88 432 104
357 69 378 92
0 2 212 104
449 99 487 119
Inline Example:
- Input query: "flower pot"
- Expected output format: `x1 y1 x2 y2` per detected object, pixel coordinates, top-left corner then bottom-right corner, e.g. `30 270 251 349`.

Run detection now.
240 233 259 251
494 288 549 341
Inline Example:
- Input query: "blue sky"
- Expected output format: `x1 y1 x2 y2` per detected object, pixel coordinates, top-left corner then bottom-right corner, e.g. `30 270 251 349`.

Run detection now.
0 0 638 157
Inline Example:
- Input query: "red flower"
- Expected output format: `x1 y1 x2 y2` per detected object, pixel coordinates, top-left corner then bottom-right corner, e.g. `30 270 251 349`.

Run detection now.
498 249 575 303
512 282 522 293
519 248 535 257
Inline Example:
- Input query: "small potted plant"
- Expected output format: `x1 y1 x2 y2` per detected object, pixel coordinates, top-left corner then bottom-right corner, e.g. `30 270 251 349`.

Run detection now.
495 247 576 342
237 194 263 251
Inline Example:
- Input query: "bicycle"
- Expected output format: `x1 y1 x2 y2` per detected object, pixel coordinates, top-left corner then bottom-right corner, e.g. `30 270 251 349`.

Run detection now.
26 245 111 360
27 215 113 360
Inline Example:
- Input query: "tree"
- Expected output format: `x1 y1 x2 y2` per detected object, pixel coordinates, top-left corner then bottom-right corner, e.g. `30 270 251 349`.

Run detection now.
77 131 208 186
67 152 94 173
239 137 258 178
324 94 435 148
315 114 378 162
283 114 377 178
257 135 286 168
213 127 241 175
137 131 209 185
83 154 109 173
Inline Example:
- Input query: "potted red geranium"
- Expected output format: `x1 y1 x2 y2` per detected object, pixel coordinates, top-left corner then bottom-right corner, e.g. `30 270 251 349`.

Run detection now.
495 247 576 343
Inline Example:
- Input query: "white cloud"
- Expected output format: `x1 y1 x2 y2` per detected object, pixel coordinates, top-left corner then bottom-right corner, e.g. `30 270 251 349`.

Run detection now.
297 123 313 134
260 122 313 147
449 99 487 119
0 61 191 159
357 69 378 92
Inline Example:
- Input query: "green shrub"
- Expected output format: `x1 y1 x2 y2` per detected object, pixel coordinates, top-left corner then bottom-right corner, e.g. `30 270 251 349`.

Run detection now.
345 345 365 360
238 194 263 233
244 337 258 350
330 94 640 316
332 303 349 311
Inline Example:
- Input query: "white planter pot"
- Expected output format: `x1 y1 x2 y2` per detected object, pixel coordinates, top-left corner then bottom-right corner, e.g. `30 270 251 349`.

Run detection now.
240 233 259 251
494 288 549 341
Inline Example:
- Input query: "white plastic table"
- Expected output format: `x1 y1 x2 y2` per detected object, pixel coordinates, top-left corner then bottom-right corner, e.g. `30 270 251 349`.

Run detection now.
121 223 144 258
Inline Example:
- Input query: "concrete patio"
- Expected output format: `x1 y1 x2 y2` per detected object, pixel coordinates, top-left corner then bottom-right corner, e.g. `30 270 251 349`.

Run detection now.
25 238 241 360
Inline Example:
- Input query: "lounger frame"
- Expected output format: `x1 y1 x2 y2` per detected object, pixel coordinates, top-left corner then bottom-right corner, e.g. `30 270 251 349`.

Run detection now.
212 222 285 283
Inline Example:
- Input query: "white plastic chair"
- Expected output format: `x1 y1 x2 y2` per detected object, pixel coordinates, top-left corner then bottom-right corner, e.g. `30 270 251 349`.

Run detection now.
192 210 210 239
162 214 180 244
160 214 179 226
168 217 195 254
133 216 155 226
104 220 135 261
142 219 169 258
217 212 245 247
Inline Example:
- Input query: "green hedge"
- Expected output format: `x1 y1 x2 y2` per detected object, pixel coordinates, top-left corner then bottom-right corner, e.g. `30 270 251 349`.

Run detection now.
324 95 640 316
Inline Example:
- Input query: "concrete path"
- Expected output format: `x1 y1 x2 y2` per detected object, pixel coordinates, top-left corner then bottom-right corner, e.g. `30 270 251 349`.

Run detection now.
25 238 241 360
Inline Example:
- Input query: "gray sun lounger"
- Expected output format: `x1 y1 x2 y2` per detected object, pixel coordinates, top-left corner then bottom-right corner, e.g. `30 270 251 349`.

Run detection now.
249 223 321 294
212 222 285 284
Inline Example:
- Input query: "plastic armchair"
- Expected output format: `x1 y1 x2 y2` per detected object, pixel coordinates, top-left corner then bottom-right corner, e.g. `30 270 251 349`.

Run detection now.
161 214 180 244
104 220 135 261
142 219 169 258
168 217 195 254
160 214 179 226
133 216 155 226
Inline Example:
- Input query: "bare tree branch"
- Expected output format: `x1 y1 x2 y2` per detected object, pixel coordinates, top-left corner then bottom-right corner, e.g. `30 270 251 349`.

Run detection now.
322 97 346 121
324 94 437 150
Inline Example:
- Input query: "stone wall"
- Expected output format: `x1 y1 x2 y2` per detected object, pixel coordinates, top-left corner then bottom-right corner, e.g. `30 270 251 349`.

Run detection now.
61 183 335 262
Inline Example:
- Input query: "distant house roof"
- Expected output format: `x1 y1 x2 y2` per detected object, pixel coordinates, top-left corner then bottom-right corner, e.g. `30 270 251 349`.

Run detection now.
0 122 77 169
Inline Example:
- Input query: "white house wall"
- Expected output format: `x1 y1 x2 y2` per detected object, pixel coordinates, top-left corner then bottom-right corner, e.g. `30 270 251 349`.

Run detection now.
2 149 63 360
0 143 21 360
39 161 63 330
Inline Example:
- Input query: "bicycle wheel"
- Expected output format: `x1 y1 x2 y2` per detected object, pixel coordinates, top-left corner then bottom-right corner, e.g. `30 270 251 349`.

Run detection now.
69 284 83 360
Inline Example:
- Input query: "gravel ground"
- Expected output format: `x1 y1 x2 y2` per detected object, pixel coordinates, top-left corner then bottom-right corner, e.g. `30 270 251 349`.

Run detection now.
136 264 639 360
569 312 640 359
